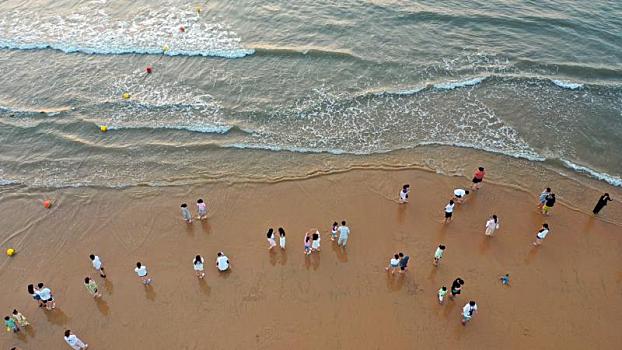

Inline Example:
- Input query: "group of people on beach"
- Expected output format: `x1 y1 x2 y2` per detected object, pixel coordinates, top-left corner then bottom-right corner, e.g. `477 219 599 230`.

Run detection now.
5 165 616 348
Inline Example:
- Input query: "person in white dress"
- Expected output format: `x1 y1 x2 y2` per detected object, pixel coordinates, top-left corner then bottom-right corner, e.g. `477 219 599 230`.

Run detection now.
193 255 205 279
64 330 88 350
484 215 499 236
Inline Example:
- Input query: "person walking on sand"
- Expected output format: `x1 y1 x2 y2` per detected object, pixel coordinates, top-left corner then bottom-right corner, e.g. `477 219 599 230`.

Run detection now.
398 252 410 273
542 193 556 215
330 222 338 241
89 254 106 278
444 200 455 223
399 184 410 203
593 193 612 215
461 301 478 325
196 199 208 220
385 253 400 274
471 167 485 190
500 274 510 286
36 283 56 310
450 278 464 300
84 277 102 298
180 203 192 223
64 330 88 350
453 188 470 204
303 231 312 255
27 284 43 307
485 215 499 236
216 252 230 272
438 286 448 304
193 255 205 279
278 227 286 249
337 221 350 248
532 223 550 246
266 228 277 250
4 316 19 333
311 230 321 252
537 187 551 209
11 310 29 328
433 245 446 266
134 262 152 285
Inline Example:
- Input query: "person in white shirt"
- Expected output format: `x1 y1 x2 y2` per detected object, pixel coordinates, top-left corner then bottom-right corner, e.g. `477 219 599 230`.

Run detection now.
311 230 321 252
532 223 550 246
453 189 470 203
134 262 151 285
193 255 205 279
484 215 499 236
278 227 286 249
461 301 478 325
337 221 350 247
399 184 410 203
385 253 400 275
36 283 55 310
216 252 230 272
444 200 455 223
64 330 88 350
89 254 106 278
266 228 276 250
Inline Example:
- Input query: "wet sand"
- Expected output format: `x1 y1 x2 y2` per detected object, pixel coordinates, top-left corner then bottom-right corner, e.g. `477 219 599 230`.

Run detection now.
0 169 621 349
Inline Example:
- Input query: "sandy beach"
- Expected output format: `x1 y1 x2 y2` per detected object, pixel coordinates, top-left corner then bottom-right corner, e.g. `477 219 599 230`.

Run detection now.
1 168 621 349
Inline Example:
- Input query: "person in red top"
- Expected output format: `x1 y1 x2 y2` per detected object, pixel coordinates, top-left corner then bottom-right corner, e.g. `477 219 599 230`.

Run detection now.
471 167 485 190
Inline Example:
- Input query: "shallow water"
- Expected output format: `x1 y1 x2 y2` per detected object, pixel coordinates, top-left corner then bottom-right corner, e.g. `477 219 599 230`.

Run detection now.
0 0 621 189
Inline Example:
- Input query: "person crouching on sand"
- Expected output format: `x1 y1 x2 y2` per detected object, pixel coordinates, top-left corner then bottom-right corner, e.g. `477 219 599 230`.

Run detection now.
484 215 499 236
266 228 276 250
532 223 550 246
399 184 410 203
193 255 205 279
385 253 400 274
64 330 88 350
453 188 469 204
216 252 230 272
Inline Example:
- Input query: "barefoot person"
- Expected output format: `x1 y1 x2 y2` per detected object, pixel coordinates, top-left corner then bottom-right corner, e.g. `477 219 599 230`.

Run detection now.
311 230 321 252
453 189 470 203
216 252 230 272
485 215 499 236
303 231 312 255
37 283 56 310
444 200 455 224
193 255 205 279
433 245 446 266
11 310 29 328
471 167 485 190
266 228 276 250
64 330 88 350
461 301 478 325
399 184 410 203
593 193 612 215
385 253 400 274
89 254 106 278
180 203 192 223
330 222 338 241
398 252 410 273
134 262 152 285
278 227 286 249
196 198 207 220
27 284 43 307
542 193 556 215
537 187 551 209
450 278 464 300
337 221 350 248
438 286 448 304
532 223 550 246
83 277 102 298
4 316 19 333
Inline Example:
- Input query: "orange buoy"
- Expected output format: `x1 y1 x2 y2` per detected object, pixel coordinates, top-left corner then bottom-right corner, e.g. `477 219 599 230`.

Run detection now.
43 200 52 209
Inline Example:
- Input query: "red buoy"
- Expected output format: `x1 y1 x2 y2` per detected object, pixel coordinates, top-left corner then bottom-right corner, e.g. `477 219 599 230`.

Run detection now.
146 66 153 74
179 26 185 33
43 200 52 209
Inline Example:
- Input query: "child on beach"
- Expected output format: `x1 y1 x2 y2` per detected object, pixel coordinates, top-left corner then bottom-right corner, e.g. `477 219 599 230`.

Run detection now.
304 232 312 255
84 277 102 298
11 310 29 328
532 223 550 246
462 301 478 325
485 215 499 236
64 330 88 350
4 316 19 333
193 255 205 279
196 199 207 220
216 252 230 272
450 278 464 300
500 274 510 286
330 222 338 241
433 245 446 266
89 254 106 278
27 284 43 307
398 252 410 273
385 253 400 274
311 231 321 252
471 167 485 190
399 184 410 203
134 262 152 285
537 187 551 209
266 228 276 250
36 283 55 310
338 221 350 248
278 227 286 249
444 200 455 223
453 189 469 203
542 194 556 215
438 286 448 304
180 203 192 223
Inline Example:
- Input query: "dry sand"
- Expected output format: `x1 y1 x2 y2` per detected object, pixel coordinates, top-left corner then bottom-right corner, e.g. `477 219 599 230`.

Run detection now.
0 169 621 349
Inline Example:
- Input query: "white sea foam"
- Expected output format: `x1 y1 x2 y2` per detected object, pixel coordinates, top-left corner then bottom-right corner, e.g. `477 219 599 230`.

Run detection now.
551 80 584 90
0 2 254 58
561 159 621 187
433 77 485 90
373 86 427 96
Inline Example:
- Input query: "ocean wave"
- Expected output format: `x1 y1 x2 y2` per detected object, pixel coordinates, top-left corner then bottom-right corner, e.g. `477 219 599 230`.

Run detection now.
0 179 19 186
252 45 357 60
561 159 621 187
0 2 253 59
551 80 584 90
433 77 485 90
106 123 251 135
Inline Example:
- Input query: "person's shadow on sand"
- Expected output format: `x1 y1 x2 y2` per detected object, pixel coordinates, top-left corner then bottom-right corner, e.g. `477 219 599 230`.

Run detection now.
268 249 278 266
144 285 157 301
200 219 212 234
385 273 405 291
478 237 492 254
397 203 407 224
331 242 348 263
524 246 541 264
44 308 69 326
96 298 110 316
103 279 114 295
311 253 321 270
199 278 211 296
279 249 288 266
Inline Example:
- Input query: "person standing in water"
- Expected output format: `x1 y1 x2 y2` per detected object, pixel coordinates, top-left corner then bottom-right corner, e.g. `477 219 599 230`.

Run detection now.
484 215 499 236
593 193 612 215
193 255 205 279
542 193 556 215
471 167 485 190
537 187 551 209
399 184 410 203
180 203 192 223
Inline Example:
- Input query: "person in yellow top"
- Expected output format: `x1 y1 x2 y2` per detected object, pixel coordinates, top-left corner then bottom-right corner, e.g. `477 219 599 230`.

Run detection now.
11 309 29 327
84 277 102 298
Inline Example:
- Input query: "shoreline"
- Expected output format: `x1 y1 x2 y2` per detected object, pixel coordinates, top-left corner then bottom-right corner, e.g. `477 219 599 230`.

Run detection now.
1 167 621 349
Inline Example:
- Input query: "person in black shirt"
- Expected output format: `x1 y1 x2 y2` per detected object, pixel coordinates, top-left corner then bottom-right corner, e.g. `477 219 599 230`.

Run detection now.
593 193 612 215
542 193 556 216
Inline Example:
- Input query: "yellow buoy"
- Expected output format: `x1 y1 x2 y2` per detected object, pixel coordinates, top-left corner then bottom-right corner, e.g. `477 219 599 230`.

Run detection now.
100 125 108 132
162 44 170 53
196 6 202 14
122 92 130 100
6 248 15 256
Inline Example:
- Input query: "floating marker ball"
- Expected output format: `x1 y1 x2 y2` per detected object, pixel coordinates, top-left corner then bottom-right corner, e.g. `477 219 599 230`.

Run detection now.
6 248 15 256
162 45 170 53
146 66 153 74
196 7 202 14
100 125 108 132
179 26 185 33
122 92 130 100
43 200 52 209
